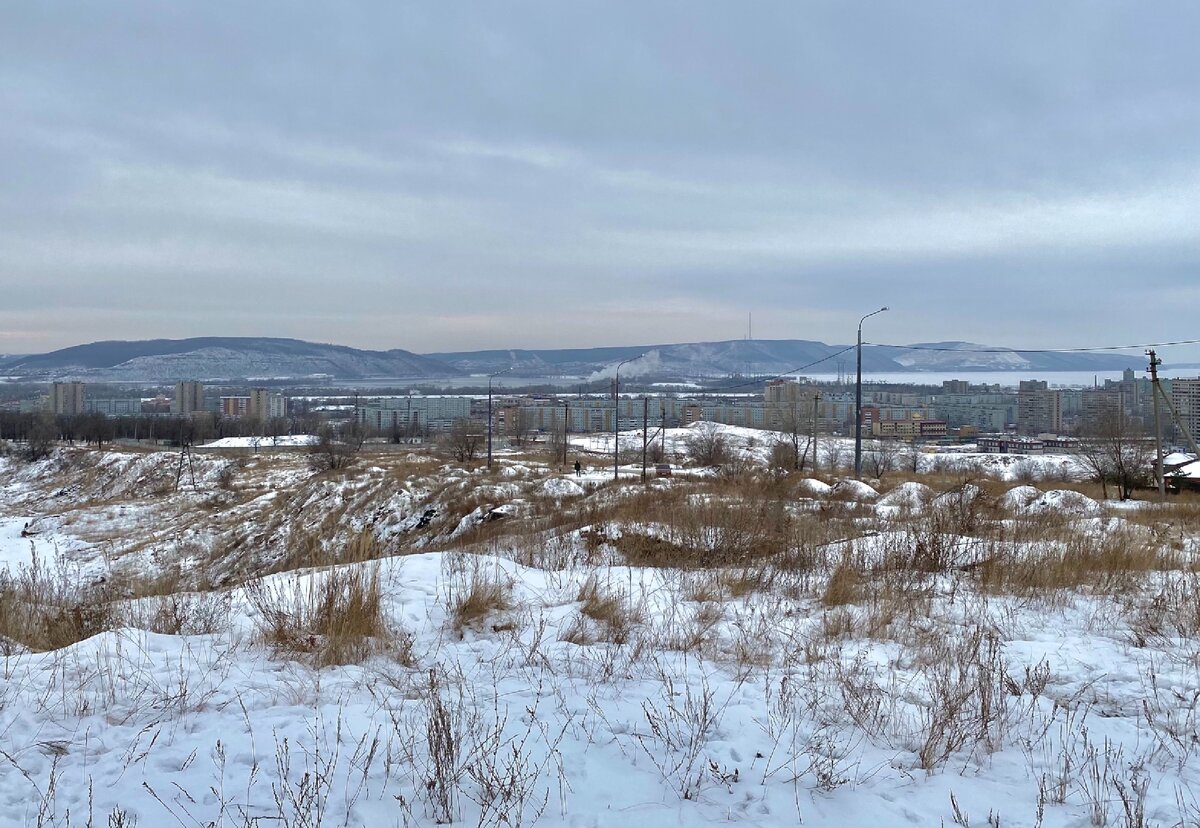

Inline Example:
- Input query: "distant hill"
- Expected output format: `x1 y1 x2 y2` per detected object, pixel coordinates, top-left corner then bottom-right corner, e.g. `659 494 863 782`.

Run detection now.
2 336 1146 384
426 339 1146 378
878 341 1145 373
1 338 459 381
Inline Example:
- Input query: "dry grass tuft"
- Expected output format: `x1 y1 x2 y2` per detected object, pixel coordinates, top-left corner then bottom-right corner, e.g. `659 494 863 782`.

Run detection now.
248 564 392 666
821 556 864 607
134 591 232 636
0 556 117 653
449 568 515 632
563 575 641 645
719 566 767 598
973 529 1171 597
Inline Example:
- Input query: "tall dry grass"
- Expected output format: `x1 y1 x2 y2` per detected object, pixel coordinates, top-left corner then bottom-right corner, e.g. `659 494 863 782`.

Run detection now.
247 564 396 666
0 555 116 653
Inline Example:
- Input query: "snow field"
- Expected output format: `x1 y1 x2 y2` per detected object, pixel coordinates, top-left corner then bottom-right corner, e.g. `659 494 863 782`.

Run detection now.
2 436 1200 826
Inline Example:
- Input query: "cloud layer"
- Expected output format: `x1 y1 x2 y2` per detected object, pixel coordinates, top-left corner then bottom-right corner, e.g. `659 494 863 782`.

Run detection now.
2 2 1198 360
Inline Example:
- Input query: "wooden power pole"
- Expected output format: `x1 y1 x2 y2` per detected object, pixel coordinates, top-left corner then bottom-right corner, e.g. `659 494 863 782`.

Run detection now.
1147 350 1166 500
811 392 821 473
1148 349 1200 492
642 397 649 483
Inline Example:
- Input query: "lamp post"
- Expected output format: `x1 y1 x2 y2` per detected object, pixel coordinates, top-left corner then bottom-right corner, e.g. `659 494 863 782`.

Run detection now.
854 306 889 479
487 366 513 468
613 354 643 480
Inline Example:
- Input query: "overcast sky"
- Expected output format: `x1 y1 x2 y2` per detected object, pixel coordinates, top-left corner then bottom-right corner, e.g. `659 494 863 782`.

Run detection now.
2 2 1198 360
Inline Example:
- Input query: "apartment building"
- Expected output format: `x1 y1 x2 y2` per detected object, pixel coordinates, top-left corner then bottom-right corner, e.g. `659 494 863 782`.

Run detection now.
1017 380 1063 435
174 381 204 415
84 398 144 416
249 388 287 419
51 382 85 416
356 396 473 433
220 396 251 417
1079 389 1124 432
932 393 1016 432
1169 378 1200 446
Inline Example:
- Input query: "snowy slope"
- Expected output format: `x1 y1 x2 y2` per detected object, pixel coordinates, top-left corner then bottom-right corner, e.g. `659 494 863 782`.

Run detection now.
1 443 1196 827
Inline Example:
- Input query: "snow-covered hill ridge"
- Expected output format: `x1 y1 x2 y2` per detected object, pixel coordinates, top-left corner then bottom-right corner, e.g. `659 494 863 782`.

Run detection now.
1 336 459 381
3 336 1144 381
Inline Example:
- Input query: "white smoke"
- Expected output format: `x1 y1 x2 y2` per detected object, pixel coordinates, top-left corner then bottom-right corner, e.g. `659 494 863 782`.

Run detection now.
586 350 663 383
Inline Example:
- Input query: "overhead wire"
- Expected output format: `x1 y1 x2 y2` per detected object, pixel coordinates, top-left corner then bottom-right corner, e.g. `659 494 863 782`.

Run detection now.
694 345 858 393
602 336 1195 396
861 338 1200 354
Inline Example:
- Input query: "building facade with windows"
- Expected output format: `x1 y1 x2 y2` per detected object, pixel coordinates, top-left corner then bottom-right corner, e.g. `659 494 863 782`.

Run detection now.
1017 380 1063 435
51 382 85 416
356 396 473 433
249 389 287 419
1169 378 1200 447
175 381 204 415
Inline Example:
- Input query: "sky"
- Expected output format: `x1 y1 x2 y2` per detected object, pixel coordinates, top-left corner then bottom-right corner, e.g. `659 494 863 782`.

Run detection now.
2 2 1199 361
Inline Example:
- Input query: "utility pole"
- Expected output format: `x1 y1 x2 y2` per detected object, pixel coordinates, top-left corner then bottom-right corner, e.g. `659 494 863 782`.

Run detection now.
661 403 667 464
642 396 649 483
613 354 643 481
854 306 889 479
1147 350 1166 500
1150 360 1200 462
811 392 821 473
563 400 569 469
487 366 513 469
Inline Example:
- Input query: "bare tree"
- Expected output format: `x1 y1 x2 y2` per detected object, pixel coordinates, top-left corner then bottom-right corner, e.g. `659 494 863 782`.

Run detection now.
862 439 901 480
443 417 485 463
821 440 847 472
1076 409 1152 500
265 416 290 447
769 402 813 472
769 435 811 474
79 413 115 449
507 406 535 447
684 422 731 467
24 413 56 461
903 441 923 474
546 418 569 466
308 422 360 471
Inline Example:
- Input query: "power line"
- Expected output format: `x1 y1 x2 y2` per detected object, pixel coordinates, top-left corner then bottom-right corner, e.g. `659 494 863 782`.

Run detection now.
704 345 858 393
598 335 1193 397
862 338 1200 354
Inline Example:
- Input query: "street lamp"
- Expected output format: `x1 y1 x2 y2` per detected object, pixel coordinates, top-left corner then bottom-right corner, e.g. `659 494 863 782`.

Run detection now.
854 306 889 479
487 366 514 468
613 354 644 480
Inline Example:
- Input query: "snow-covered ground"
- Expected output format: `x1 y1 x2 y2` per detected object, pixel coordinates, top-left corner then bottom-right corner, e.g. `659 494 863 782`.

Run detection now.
568 423 1088 482
199 434 319 449
1 438 1198 827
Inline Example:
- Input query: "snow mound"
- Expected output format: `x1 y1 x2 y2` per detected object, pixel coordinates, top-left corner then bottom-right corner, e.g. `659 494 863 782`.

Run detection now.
829 479 879 501
500 464 531 478
933 483 982 508
878 481 933 509
1000 485 1042 511
1025 489 1103 516
797 478 832 496
476 482 521 500
542 478 585 498
200 435 317 449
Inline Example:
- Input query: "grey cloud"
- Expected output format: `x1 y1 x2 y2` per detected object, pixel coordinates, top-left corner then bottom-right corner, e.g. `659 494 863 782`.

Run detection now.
1 1 1198 360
